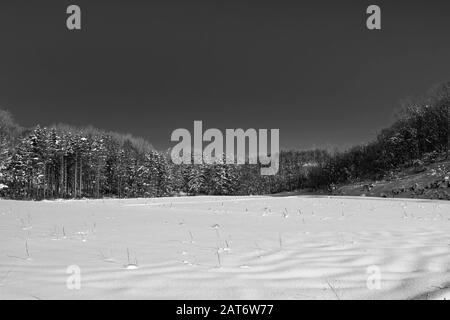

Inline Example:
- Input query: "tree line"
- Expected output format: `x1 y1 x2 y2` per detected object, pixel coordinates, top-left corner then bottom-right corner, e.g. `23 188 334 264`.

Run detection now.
0 82 448 200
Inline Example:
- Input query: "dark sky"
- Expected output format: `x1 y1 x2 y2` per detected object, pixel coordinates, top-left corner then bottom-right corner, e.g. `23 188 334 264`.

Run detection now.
0 0 449 151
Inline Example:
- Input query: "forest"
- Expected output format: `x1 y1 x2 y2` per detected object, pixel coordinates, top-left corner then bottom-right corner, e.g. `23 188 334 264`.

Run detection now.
0 82 448 200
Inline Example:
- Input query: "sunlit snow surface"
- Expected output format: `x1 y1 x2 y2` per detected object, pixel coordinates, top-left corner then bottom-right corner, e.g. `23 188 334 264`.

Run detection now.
0 196 449 300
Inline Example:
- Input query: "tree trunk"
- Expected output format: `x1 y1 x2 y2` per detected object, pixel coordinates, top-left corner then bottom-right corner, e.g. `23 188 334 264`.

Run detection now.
96 165 100 198
74 155 78 198
60 155 64 197
79 157 83 197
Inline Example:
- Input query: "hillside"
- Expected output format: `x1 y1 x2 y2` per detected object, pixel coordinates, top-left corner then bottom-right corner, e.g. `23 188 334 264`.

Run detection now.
335 156 450 200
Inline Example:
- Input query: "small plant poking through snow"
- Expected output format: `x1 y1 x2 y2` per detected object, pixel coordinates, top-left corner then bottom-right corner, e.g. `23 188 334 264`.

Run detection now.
327 280 341 300
188 230 195 243
216 247 222 268
278 233 283 249
212 224 220 239
25 240 31 260
124 248 139 270
224 239 231 252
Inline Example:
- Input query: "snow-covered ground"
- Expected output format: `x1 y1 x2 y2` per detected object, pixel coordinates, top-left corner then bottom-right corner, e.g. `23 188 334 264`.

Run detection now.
0 196 449 300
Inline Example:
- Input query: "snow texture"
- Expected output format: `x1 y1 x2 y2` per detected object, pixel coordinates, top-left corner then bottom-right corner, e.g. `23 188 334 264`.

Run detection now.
0 196 449 300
